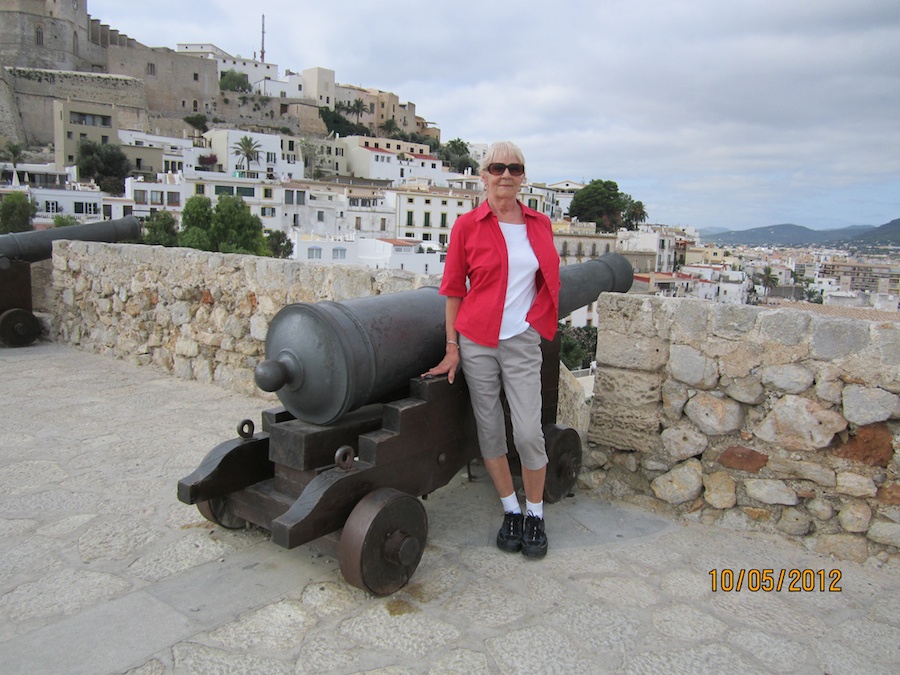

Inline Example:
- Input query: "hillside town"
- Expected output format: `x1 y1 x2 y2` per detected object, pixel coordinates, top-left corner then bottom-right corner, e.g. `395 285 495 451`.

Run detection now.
1 0 898 321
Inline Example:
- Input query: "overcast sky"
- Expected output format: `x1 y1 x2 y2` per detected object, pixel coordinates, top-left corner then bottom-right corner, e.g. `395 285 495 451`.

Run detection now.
88 0 900 231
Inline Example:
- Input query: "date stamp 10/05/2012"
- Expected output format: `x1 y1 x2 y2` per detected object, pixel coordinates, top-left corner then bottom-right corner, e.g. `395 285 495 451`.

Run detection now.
709 568 842 592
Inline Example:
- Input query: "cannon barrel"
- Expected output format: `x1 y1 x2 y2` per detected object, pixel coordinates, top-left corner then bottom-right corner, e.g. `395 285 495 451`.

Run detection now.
256 252 633 425
0 216 141 265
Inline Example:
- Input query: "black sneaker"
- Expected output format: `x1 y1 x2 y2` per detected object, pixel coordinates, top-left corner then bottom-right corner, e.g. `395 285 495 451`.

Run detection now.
522 514 548 558
496 512 524 552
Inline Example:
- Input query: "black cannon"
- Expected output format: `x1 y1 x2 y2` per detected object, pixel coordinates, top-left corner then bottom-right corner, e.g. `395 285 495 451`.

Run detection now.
0 216 141 346
178 252 633 595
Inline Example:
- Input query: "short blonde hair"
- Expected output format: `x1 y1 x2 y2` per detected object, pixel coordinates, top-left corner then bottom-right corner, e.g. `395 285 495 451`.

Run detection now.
481 141 526 173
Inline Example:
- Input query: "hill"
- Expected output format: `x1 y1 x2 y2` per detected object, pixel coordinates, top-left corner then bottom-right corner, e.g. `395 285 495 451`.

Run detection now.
851 218 900 245
704 223 880 247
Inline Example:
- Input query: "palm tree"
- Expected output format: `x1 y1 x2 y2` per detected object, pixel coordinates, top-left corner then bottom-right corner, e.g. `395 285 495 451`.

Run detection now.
624 199 648 229
348 98 367 124
232 136 261 172
3 142 24 182
758 266 779 302
378 117 400 137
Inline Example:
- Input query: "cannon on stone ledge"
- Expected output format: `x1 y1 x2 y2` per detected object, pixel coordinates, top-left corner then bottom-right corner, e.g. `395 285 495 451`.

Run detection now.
0 216 141 346
178 252 633 595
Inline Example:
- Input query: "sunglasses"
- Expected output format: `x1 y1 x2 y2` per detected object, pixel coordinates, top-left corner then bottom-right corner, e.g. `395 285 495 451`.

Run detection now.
486 163 525 177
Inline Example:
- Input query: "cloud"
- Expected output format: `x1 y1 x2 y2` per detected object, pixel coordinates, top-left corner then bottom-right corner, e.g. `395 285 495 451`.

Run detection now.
85 0 900 229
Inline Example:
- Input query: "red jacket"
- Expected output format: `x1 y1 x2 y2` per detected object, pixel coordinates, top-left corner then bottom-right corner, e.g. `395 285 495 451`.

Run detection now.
440 200 560 347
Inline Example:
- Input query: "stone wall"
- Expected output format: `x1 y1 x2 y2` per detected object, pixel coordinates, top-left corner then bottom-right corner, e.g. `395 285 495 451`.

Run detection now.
586 294 900 564
7 67 147 144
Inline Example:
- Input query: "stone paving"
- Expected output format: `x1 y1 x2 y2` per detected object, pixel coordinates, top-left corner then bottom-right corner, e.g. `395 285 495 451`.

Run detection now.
1 343 898 674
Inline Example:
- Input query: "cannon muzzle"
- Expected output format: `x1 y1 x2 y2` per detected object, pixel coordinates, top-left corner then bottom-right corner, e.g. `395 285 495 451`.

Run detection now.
0 216 141 265
257 252 633 425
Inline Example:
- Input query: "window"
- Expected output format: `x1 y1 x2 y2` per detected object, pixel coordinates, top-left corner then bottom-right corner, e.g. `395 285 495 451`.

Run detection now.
261 207 276 217
317 211 324 222
134 190 147 205
333 248 347 260
146 62 156 76
150 191 164 206
307 247 322 259
380 218 387 231
44 201 60 213
406 212 414 227
214 185 234 195
101 135 109 145
192 100 199 112
103 204 112 219
284 190 293 204
423 233 432 241
193 73 199 81
135 158 143 169
266 152 277 163
167 192 180 207
195 184 205 195
236 186 255 198
263 188 273 199
423 213 431 227
355 217 362 230
440 213 448 228
35 26 44 46
439 234 448 245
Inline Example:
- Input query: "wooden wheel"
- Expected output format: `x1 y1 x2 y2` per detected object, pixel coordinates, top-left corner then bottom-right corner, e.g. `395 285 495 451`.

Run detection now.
543 424 582 503
339 488 428 596
0 308 40 347
197 496 246 529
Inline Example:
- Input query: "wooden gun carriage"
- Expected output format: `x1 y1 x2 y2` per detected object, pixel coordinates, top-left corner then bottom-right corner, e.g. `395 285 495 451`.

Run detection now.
0 216 141 347
178 253 633 595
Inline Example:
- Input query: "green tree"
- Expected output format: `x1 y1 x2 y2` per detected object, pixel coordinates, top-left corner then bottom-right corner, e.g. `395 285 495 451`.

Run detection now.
2 142 24 182
348 98 367 124
0 192 37 233
183 114 208 133
378 117 401 137
232 135 261 171
437 138 478 174
76 140 131 195
558 323 598 370
318 107 370 137
178 195 214 250
266 229 293 258
622 198 648 229
755 266 779 301
53 213 79 227
568 180 629 232
219 69 251 92
143 210 179 246
209 194 267 255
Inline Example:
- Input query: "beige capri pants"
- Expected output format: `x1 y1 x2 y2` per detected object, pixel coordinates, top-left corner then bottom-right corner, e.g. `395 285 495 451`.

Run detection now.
458 327 549 471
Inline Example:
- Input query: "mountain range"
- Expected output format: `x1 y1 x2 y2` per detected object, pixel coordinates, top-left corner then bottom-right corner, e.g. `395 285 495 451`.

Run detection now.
699 218 900 247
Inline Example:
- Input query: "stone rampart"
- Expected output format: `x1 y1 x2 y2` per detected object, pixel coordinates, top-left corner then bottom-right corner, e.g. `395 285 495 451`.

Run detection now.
586 294 900 563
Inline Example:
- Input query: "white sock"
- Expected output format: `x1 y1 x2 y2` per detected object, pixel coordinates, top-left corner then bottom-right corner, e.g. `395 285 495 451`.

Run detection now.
501 493 521 514
526 500 543 519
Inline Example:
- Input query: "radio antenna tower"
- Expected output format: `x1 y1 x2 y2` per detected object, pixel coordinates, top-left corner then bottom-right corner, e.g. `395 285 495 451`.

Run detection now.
260 15 266 63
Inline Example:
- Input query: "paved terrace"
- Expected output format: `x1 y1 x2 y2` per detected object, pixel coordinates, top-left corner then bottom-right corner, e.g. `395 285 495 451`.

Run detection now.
1 344 898 674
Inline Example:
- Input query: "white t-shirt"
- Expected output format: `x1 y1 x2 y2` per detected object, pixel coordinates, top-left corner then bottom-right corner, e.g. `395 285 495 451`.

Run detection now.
498 221 539 340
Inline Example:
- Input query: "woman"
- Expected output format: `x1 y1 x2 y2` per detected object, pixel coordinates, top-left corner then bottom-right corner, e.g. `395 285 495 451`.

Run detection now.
424 141 561 558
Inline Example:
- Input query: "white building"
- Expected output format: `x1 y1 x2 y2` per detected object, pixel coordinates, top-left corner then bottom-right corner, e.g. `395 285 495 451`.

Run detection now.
202 129 300 180
177 43 279 86
118 130 199 175
617 224 679 273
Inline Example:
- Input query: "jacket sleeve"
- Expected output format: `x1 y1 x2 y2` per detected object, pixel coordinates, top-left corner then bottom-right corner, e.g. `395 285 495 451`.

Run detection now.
439 216 469 297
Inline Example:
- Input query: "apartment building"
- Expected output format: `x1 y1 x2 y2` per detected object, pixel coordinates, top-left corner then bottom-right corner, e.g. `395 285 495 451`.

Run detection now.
818 259 900 295
202 129 300 180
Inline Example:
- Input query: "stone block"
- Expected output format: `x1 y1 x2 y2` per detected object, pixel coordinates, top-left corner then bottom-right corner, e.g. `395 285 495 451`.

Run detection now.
703 471 736 509
711 304 759 339
877 483 900 505
753 394 847 451
660 425 708 461
810 317 870 360
766 457 836 487
831 422 894 467
650 458 703 504
592 368 662 407
841 385 900 426
744 479 798 505
758 309 810 346
724 375 766 405
661 379 689 420
668 344 719 389
867 521 900 548
777 507 811 535
835 472 877 497
684 392 745 436
595 333 668 371
838 502 872 533
760 364 814 394
718 446 768 472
